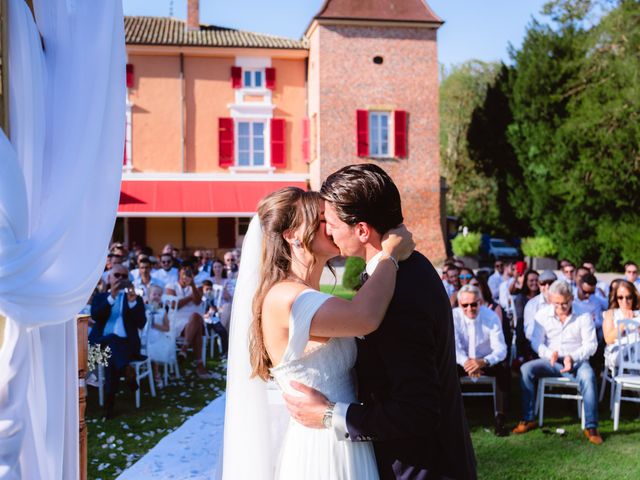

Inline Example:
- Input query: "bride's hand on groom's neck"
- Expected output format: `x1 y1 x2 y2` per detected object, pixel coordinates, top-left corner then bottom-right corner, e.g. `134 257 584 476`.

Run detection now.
382 224 415 261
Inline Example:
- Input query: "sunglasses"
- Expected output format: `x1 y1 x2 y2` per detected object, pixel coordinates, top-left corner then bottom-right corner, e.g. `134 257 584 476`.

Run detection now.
459 274 473 280
617 295 633 301
539 281 553 287
112 273 127 279
460 302 478 309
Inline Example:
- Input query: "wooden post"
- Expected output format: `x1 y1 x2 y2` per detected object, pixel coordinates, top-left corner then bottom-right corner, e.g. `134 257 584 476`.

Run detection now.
77 314 89 480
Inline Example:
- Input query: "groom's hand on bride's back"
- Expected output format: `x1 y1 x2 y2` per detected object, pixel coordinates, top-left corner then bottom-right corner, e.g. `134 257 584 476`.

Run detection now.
283 381 329 429
381 224 415 261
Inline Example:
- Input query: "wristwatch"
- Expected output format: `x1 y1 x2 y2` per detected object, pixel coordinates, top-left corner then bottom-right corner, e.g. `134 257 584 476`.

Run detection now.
322 402 336 429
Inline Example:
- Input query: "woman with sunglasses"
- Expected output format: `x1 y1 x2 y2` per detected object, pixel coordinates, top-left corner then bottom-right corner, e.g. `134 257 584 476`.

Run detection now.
602 280 640 369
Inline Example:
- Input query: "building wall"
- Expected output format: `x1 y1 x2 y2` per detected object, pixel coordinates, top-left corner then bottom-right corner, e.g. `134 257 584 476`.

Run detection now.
310 24 446 262
127 49 309 175
146 218 183 254
128 54 183 172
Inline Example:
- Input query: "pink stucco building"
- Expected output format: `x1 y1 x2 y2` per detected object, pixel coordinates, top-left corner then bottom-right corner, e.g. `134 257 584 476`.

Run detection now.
119 0 446 262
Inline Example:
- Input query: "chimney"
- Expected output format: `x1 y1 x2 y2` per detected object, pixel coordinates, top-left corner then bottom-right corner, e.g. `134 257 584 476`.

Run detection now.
187 0 200 31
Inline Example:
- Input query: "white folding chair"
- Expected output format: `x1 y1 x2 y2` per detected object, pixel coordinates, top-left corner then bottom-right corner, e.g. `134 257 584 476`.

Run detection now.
599 363 616 415
96 320 157 409
612 319 640 431
203 285 225 358
130 319 156 408
166 294 207 365
537 377 585 429
460 376 497 414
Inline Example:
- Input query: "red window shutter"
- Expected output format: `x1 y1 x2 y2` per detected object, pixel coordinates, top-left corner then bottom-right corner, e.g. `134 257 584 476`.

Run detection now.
219 118 235 167
231 66 242 89
356 110 369 157
126 63 134 88
218 218 236 249
302 117 310 163
265 67 276 90
271 118 286 168
394 110 408 158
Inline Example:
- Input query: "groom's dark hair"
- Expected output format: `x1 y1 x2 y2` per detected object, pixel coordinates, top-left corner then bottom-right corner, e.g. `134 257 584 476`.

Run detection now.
320 163 403 235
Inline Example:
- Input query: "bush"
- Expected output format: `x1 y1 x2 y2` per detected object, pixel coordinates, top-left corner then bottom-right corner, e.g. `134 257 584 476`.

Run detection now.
451 232 481 257
342 257 366 291
521 236 557 258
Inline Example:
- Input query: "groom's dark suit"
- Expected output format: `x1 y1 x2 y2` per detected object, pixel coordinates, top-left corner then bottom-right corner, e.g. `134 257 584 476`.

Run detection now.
346 251 477 479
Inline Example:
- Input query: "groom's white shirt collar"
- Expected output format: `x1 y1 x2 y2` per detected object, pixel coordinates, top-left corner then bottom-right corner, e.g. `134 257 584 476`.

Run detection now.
365 251 385 276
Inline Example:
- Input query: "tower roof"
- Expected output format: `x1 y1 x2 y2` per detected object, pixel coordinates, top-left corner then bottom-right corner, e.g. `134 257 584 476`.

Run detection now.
314 0 443 25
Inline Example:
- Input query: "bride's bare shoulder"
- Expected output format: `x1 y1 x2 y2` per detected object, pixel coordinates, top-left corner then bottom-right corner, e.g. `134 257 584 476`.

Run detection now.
262 281 309 319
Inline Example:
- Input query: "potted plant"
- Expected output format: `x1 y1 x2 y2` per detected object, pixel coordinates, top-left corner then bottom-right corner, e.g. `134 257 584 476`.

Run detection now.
521 236 558 270
451 231 481 269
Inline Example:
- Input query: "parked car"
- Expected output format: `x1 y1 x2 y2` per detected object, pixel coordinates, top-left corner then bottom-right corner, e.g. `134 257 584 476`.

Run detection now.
483 237 520 262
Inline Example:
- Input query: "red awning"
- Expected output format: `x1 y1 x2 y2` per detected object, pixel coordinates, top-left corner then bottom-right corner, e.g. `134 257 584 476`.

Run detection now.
118 180 307 216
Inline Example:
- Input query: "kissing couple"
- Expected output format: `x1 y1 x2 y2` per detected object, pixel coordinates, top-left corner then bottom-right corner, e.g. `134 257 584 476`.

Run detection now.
221 164 476 480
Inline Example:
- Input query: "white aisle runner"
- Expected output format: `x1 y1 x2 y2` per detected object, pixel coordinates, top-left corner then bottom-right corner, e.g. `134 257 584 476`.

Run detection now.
117 395 226 480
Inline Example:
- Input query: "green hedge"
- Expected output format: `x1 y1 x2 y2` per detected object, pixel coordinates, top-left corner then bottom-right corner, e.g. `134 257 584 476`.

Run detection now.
451 232 481 257
521 236 557 258
342 257 366 291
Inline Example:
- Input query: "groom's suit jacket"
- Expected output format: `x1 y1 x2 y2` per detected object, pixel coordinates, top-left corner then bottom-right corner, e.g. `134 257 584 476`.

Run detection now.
346 251 477 480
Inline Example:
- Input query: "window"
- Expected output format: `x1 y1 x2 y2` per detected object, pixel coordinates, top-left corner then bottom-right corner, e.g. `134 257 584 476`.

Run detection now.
243 69 263 88
369 111 390 157
237 217 251 237
237 121 266 167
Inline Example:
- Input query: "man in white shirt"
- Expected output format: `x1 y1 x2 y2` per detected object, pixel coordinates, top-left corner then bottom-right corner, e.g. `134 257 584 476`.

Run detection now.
624 261 640 291
498 261 516 318
152 253 179 285
523 270 557 340
488 260 505 301
513 280 602 444
453 285 510 436
573 273 606 337
132 257 164 302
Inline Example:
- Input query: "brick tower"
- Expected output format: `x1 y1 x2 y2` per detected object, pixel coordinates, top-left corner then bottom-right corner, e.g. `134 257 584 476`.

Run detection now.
306 0 446 263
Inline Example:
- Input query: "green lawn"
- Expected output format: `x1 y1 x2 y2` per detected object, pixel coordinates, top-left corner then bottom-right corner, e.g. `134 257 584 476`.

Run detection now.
86 288 640 479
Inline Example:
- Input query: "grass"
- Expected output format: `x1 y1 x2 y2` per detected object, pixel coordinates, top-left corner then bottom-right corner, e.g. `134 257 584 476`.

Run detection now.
86 356 226 479
320 283 355 299
86 286 640 479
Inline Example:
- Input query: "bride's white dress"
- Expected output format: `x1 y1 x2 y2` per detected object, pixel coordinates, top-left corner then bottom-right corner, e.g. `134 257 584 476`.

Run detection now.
270 289 379 480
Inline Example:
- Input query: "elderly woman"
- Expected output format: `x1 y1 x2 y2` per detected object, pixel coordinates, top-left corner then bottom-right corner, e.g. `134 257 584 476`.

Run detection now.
602 280 640 369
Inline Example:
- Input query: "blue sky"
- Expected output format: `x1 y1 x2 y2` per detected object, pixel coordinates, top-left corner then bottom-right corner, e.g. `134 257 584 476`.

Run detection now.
122 0 549 67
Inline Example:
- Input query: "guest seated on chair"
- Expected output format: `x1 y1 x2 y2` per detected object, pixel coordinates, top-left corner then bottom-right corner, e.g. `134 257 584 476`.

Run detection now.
201 279 229 356
89 265 146 419
602 280 640 370
145 284 175 388
453 285 510 436
165 264 213 379
132 257 164 302
513 280 602 444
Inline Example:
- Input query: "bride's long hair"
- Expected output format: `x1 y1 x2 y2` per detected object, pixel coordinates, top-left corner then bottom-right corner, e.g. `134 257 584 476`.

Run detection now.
250 187 323 380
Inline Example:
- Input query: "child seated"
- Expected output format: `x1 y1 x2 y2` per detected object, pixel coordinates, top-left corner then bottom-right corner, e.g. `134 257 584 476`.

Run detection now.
146 284 175 387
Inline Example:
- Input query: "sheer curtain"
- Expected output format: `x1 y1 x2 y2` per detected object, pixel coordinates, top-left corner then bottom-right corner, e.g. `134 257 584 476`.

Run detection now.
0 0 125 478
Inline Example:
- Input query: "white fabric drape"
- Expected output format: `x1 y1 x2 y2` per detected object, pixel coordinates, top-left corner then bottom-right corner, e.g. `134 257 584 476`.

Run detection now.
0 0 125 478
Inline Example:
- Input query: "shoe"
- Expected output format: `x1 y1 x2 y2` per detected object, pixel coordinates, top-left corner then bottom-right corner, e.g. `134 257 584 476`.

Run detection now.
86 372 99 388
196 366 214 379
154 376 164 389
494 414 509 437
583 428 604 445
512 420 537 434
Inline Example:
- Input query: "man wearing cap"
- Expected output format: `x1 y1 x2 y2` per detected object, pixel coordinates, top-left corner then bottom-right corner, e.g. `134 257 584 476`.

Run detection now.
523 270 557 341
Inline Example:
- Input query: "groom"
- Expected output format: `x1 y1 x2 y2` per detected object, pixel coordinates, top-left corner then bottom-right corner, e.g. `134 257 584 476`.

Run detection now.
284 164 476 479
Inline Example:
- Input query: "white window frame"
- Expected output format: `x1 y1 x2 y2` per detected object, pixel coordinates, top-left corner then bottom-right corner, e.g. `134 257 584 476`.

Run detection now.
243 68 265 90
369 111 393 158
235 119 269 168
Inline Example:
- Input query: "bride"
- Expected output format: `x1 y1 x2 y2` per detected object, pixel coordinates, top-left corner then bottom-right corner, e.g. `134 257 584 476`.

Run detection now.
222 187 414 479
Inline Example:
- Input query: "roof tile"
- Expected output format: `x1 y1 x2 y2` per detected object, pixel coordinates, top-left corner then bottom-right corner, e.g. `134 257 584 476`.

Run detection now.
124 16 308 50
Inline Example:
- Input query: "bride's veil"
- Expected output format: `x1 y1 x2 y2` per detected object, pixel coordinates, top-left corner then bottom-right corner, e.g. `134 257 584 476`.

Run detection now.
221 215 285 479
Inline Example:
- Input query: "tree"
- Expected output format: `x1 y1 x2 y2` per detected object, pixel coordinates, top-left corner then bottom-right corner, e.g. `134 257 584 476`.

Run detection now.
505 0 639 269
439 61 503 233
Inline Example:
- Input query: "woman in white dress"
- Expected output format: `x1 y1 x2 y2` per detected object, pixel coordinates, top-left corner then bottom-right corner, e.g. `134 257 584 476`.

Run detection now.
145 284 175 388
222 187 414 480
